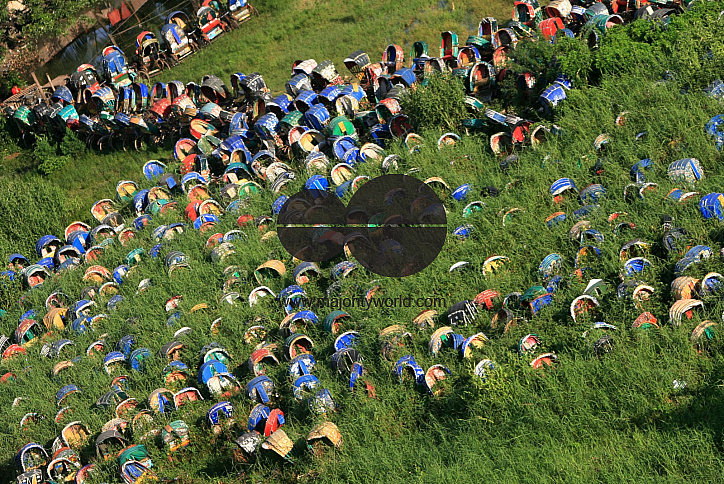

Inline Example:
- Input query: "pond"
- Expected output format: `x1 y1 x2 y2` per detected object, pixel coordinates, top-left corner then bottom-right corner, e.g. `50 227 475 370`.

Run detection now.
35 0 197 81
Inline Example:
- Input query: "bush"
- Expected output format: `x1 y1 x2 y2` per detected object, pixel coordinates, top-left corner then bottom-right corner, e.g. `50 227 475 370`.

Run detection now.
595 26 659 78
0 114 20 155
511 37 558 85
59 128 86 158
33 136 68 175
0 70 25 99
400 73 468 132
553 36 594 85
653 1 724 90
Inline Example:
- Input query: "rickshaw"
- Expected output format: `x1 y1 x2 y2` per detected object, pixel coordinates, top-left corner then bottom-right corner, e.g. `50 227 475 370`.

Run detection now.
15 318 44 347
101 112 140 152
101 46 136 89
77 114 112 150
312 60 343 90
134 31 170 77
409 41 429 77
168 10 203 48
67 63 101 106
456 45 480 68
343 50 370 82
162 420 191 451
197 6 226 45
468 61 496 101
200 75 231 105
440 31 459 66
150 82 168 104
131 82 151 112
228 0 256 26
512 0 542 27
202 0 237 30
47 447 81 482
168 80 187 100
95 430 128 460
112 110 155 151
116 85 134 114
161 22 197 64
478 17 498 42
11 105 35 141
382 44 404 74
29 102 53 135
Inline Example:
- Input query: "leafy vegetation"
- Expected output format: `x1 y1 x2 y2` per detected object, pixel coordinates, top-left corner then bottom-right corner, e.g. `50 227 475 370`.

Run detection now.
400 73 468 132
0 0 104 92
33 135 67 175
0 0 101 50
0 69 25 98
28 128 87 175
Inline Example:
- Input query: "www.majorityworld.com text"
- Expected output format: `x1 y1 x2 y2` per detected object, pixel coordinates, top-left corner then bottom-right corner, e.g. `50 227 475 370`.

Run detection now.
311 296 447 310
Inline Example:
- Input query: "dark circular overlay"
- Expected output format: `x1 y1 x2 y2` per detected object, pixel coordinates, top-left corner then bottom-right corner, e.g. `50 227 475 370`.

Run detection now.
277 174 447 277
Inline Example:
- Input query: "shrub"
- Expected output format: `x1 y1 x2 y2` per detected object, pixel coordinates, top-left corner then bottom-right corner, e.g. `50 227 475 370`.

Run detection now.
400 73 468 132
553 36 594 85
59 128 86 159
0 114 20 155
33 136 68 175
653 1 724 90
595 26 659 79
0 70 25 99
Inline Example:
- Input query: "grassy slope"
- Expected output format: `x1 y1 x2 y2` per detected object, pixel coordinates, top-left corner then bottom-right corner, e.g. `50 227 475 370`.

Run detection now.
157 0 512 91
4 2 724 484
0 0 510 251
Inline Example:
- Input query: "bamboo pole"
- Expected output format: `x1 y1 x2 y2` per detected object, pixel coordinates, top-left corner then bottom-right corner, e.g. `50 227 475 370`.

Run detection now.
31 72 48 101
131 2 143 27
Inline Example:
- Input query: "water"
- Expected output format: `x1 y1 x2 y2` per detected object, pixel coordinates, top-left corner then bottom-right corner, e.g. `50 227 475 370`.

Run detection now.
35 0 196 81
35 27 111 81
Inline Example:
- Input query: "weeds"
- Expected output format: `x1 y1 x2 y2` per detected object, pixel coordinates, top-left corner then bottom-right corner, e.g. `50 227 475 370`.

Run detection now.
401 73 468 132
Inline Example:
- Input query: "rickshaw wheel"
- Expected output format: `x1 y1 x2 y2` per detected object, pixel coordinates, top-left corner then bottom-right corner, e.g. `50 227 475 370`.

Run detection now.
98 134 113 152
138 69 152 86
19 130 35 148
153 133 165 146
85 133 96 149
122 134 131 152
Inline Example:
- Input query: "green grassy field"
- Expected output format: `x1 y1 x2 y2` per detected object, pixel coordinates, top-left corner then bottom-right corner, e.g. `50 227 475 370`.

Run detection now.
156 0 512 90
3 1 724 483
0 0 512 248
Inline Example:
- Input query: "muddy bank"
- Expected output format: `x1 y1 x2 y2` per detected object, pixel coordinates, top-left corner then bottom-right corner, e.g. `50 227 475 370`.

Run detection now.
2 8 108 79
3 0 153 81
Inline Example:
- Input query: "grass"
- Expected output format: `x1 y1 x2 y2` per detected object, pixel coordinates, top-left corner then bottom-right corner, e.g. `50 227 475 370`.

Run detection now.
156 0 512 91
0 0 512 245
3 1 724 483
